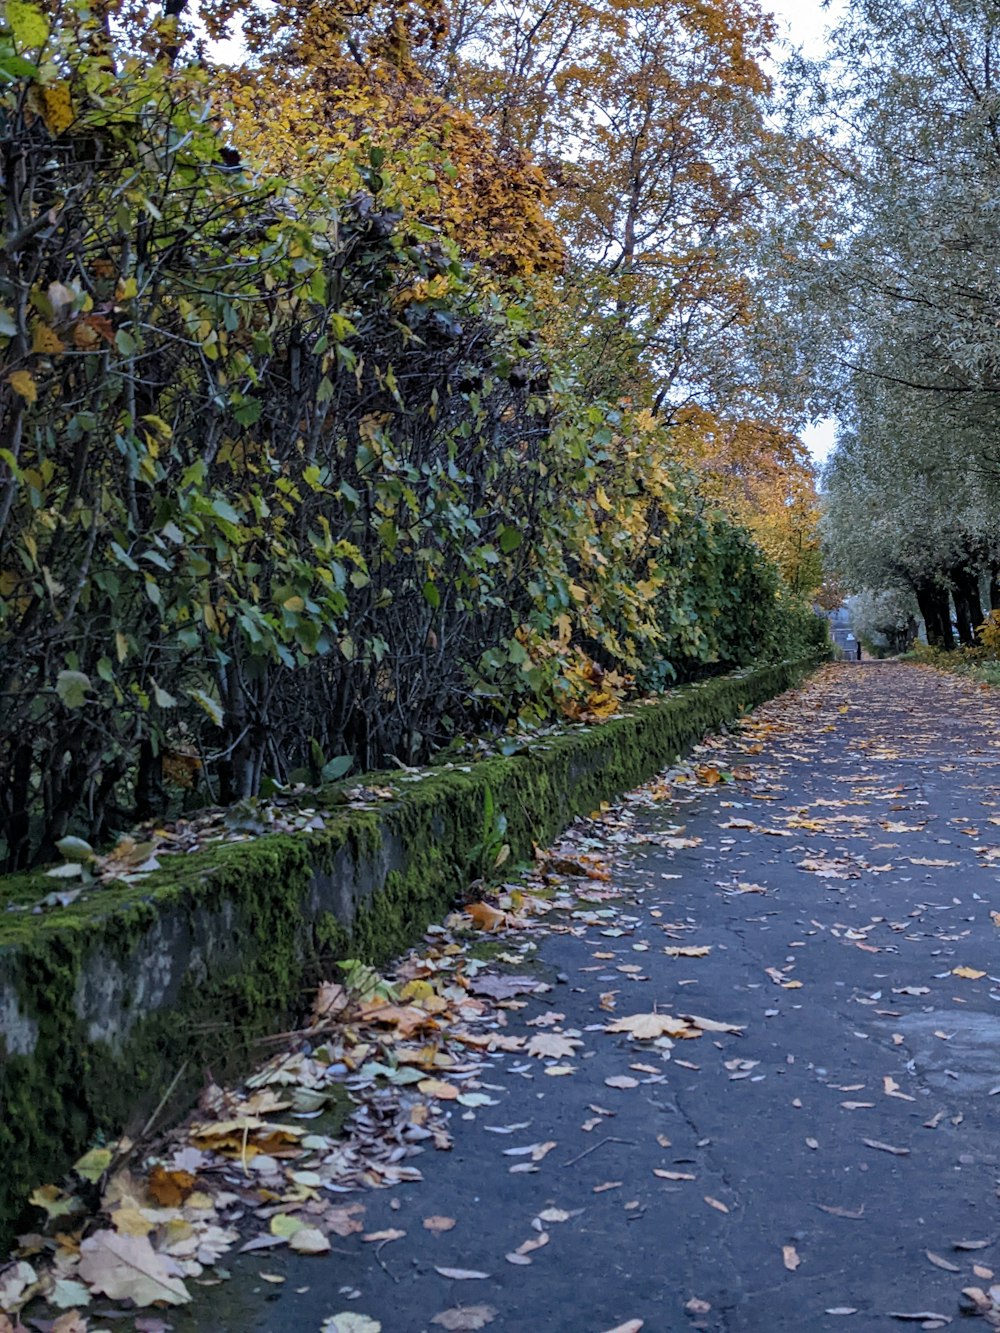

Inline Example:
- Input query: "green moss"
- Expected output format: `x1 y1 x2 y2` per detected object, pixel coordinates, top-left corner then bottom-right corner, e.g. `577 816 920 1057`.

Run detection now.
0 655 820 1247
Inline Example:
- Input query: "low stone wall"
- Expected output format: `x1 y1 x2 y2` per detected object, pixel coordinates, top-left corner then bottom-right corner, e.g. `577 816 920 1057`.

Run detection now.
0 657 819 1241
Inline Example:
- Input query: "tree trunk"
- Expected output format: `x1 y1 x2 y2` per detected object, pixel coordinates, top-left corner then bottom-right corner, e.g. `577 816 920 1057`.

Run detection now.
915 583 954 650
953 565 984 638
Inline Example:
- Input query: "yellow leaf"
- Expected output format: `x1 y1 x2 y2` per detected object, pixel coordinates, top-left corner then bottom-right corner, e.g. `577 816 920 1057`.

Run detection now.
111 1206 156 1237
31 323 64 355
41 82 74 134
782 1244 800 1271
399 979 435 1002
7 369 36 402
953 966 986 980
74 1146 113 1182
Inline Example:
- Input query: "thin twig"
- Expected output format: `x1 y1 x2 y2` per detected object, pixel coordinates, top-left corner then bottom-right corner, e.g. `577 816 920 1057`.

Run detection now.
373 1239 401 1283
139 1059 190 1142
562 1136 636 1167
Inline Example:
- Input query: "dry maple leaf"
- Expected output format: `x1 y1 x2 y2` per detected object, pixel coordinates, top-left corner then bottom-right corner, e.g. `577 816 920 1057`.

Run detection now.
526 1033 581 1060
604 1013 697 1040
664 945 711 958
78 1231 191 1306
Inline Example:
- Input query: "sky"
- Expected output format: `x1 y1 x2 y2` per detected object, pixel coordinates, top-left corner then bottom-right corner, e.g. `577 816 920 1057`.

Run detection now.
765 1 846 471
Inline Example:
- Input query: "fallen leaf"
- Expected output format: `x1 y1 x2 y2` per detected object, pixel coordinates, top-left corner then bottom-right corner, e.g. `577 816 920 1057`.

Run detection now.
925 1251 960 1273
599 1323 644 1333
289 1227 331 1255
953 1239 992 1250
953 966 986 980
605 1013 697 1040
78 1231 191 1306
685 1298 711 1315
418 1078 460 1100
862 1139 909 1156
664 946 711 958
320 1316 382 1333
825 1309 858 1316
430 1308 498 1331
51 1316 89 1333
424 1216 457 1233
362 1229 406 1243
468 975 543 1001
526 1033 582 1060
465 903 508 931
680 1014 745 1035
782 1245 800 1271
435 1268 490 1281
654 1170 695 1181
816 1203 865 1219
147 1164 197 1207
704 1196 729 1213
883 1077 916 1102
605 1075 639 1089
326 1204 366 1236
887 1314 951 1323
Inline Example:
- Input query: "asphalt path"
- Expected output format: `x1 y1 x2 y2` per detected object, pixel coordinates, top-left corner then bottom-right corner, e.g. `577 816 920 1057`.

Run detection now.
179 662 1000 1333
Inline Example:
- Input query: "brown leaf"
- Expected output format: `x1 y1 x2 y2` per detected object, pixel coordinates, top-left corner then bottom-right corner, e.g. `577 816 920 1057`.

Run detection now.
653 1169 695 1181
664 946 711 958
816 1203 865 1219
424 1216 456 1234
604 1075 639 1089
465 903 508 931
704 1196 729 1214
782 1245 800 1271
326 1204 366 1236
147 1164 197 1207
685 1299 711 1315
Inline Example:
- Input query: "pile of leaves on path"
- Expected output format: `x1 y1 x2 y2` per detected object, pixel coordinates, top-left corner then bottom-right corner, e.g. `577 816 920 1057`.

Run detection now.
0 757 746 1333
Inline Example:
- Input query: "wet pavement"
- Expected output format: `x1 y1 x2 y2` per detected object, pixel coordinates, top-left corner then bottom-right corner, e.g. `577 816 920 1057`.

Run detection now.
175 663 1000 1332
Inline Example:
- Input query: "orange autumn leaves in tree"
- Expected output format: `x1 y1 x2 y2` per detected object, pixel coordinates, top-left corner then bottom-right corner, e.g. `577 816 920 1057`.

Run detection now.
216 0 563 279
673 411 823 596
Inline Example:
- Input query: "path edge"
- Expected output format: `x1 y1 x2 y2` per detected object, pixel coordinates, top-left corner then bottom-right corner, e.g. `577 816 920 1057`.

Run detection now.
0 655 821 1242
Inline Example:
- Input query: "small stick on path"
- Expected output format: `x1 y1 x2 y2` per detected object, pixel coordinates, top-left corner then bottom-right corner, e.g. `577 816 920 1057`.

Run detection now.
563 1136 636 1167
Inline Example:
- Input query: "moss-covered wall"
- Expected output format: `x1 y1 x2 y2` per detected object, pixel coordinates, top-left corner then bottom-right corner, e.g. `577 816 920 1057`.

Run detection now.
0 657 819 1243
